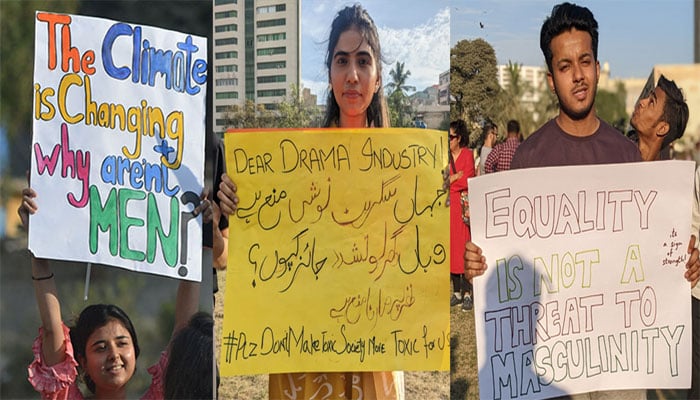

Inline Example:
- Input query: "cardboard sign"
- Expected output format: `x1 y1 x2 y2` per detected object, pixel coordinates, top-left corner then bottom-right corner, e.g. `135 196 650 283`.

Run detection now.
470 160 694 399
30 12 206 281
221 128 450 374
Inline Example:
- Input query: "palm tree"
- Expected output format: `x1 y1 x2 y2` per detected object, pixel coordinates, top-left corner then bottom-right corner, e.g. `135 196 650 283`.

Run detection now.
385 61 416 127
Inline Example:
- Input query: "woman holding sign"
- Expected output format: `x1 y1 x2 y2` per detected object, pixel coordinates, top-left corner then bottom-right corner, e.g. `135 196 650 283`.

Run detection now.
19 187 212 400
217 4 404 399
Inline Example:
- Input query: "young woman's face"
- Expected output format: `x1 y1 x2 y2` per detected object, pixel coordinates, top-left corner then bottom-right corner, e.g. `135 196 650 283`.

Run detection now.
82 319 136 395
330 28 380 128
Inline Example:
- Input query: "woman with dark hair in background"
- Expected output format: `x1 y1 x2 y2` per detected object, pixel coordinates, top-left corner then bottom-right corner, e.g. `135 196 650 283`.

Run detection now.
447 120 476 311
164 312 214 399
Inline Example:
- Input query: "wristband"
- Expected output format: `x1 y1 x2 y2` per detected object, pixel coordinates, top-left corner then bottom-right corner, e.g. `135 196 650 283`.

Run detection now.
32 273 54 281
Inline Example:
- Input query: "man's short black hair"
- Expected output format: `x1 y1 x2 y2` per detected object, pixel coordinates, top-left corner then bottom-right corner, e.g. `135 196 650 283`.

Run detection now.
540 2 599 73
657 74 689 149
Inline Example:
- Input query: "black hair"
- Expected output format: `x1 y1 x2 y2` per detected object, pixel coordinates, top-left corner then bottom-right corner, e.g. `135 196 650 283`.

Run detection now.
164 312 214 399
450 119 470 148
657 74 689 149
70 304 140 394
507 119 520 134
540 2 599 73
322 4 388 128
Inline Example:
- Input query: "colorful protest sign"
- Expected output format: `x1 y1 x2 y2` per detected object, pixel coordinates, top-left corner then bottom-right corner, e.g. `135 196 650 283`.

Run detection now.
30 12 206 281
220 128 450 375
469 160 694 399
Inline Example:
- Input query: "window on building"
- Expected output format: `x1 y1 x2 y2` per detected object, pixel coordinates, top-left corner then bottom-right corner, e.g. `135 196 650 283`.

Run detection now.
257 75 286 84
215 37 238 46
256 47 286 56
214 0 236 4
215 51 238 59
215 24 238 33
216 92 239 99
257 32 286 42
215 106 230 112
215 10 237 19
216 78 239 86
257 61 286 70
256 18 285 28
258 89 286 97
256 4 286 14
216 64 239 73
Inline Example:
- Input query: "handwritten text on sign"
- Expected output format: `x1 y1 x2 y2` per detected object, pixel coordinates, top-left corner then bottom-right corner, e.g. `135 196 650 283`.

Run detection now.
470 161 694 399
221 128 450 375
29 12 206 281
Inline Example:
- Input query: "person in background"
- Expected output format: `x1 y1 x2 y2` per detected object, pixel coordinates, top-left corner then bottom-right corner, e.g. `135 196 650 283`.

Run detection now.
484 119 521 173
628 74 697 400
478 120 498 175
163 312 214 400
448 119 476 311
631 75 689 162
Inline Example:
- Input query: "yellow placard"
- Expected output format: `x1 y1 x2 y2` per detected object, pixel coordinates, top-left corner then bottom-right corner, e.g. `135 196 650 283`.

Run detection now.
220 128 450 375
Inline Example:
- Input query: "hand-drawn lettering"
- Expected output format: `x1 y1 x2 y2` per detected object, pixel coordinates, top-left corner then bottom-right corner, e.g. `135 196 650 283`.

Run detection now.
484 189 658 239
102 23 206 94
33 123 90 208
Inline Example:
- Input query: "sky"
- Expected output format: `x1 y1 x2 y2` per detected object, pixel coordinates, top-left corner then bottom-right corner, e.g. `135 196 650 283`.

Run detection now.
451 0 695 79
301 0 450 104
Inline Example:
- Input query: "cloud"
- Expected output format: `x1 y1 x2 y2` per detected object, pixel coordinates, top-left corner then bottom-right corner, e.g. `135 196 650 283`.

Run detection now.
301 4 449 104
378 7 450 91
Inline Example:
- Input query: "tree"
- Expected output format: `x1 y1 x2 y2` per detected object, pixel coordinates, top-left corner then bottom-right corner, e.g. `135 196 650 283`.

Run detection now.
531 73 559 137
223 84 321 129
1 0 79 176
494 61 538 136
450 38 500 139
595 81 628 132
223 100 275 129
385 61 415 127
277 84 320 128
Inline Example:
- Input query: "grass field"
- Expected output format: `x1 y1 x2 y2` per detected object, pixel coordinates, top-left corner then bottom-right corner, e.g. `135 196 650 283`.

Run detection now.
214 269 479 399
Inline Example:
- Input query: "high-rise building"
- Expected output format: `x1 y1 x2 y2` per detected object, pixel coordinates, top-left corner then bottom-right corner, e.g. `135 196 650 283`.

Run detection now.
212 0 301 135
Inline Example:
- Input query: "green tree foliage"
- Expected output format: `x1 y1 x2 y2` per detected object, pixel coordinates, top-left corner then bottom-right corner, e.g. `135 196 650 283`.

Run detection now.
450 39 500 132
532 76 559 136
1 0 79 175
595 81 628 132
223 84 321 129
385 61 416 127
277 84 319 128
494 61 537 136
224 100 276 129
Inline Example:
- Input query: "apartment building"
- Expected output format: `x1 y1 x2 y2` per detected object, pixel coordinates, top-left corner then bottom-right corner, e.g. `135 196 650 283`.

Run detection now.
212 0 301 134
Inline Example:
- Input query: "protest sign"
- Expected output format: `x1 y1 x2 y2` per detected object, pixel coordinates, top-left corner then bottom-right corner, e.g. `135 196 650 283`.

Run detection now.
29 12 206 281
470 160 694 399
220 128 450 375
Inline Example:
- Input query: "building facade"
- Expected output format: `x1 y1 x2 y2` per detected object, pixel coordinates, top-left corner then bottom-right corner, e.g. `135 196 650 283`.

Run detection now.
212 0 300 135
